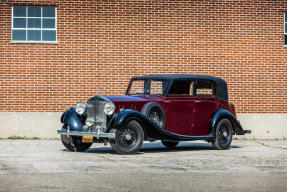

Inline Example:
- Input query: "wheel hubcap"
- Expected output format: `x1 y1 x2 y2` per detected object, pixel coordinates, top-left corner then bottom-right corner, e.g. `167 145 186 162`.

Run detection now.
219 125 230 146
125 134 132 140
149 111 161 126
117 127 137 148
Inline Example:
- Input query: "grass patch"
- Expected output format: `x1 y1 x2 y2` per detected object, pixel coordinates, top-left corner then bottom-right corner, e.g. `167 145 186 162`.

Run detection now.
7 136 40 140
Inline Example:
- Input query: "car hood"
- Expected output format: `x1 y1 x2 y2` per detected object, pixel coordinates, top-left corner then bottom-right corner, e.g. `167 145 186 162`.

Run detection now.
105 95 150 102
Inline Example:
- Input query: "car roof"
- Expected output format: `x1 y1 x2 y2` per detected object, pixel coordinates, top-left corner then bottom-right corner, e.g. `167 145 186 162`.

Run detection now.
131 74 229 101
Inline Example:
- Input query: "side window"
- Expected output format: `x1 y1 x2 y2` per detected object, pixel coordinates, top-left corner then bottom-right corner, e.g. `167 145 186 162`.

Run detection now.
150 80 164 95
168 80 194 96
195 80 215 96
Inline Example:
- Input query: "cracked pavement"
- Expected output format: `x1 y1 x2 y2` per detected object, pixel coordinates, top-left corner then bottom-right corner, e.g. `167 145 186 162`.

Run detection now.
0 140 286 191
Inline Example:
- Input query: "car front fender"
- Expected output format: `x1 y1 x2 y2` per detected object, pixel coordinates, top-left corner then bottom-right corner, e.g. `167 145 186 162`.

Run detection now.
60 107 83 131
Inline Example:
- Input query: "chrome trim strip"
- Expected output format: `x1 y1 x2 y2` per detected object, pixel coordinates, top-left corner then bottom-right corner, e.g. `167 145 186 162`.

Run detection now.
57 130 115 139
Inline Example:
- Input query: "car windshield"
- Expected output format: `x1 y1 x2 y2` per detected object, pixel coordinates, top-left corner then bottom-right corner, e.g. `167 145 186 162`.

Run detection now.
127 79 167 96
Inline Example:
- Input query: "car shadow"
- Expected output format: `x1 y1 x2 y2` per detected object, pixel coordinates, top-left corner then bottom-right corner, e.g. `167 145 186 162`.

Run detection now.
62 142 241 154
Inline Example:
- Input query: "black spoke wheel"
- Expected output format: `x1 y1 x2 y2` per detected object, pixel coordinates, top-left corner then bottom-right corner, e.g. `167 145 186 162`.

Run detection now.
161 141 179 148
212 119 233 150
61 126 92 152
110 120 144 155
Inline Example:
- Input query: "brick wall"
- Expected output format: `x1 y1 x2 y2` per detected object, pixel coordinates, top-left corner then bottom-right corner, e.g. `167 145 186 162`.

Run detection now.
0 0 286 113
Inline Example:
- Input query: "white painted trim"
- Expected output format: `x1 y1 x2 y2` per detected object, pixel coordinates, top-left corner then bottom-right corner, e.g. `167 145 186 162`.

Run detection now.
10 40 58 44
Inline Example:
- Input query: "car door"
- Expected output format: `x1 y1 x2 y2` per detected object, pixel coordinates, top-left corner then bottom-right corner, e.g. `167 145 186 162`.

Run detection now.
192 80 219 135
163 80 195 136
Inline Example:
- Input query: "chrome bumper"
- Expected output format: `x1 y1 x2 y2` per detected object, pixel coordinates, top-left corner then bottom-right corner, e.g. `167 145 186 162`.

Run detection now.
57 130 115 139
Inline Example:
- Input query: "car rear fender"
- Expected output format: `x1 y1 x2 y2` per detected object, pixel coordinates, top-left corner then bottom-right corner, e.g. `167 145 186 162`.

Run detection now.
210 109 244 135
60 107 83 131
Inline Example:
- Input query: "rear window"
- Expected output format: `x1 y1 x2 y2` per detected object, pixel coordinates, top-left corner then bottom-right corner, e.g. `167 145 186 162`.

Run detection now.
195 80 215 96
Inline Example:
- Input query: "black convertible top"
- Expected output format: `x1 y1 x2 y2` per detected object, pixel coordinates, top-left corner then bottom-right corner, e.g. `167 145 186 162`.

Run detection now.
131 74 228 101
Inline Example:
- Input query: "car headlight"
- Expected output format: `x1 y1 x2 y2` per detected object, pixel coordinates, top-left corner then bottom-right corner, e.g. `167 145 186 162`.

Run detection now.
75 101 86 115
104 102 115 116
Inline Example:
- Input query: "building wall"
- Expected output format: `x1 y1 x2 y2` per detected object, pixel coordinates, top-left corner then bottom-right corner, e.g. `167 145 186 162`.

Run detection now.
0 0 287 138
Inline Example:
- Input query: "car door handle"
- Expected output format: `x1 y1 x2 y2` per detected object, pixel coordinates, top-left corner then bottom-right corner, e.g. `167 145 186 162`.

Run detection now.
164 101 172 104
195 101 201 104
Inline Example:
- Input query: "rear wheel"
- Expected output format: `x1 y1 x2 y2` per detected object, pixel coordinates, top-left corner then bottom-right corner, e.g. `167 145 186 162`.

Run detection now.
212 119 233 150
61 126 92 152
161 141 179 148
110 120 144 155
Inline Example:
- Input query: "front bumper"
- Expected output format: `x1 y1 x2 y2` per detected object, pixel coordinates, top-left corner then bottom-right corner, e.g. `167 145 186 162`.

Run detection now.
57 130 115 139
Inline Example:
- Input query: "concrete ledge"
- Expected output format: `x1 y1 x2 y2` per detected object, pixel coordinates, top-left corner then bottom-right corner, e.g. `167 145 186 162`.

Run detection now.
235 114 287 140
0 112 62 139
0 112 286 139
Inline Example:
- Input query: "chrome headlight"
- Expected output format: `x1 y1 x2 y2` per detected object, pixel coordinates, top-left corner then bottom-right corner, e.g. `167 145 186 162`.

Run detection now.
75 101 86 115
104 102 115 116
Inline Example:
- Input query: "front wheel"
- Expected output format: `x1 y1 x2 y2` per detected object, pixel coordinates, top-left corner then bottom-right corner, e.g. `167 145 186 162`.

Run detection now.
61 127 92 152
110 120 144 155
212 119 233 150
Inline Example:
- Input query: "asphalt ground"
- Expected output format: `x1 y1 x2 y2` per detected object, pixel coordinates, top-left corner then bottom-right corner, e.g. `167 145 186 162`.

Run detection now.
0 139 286 192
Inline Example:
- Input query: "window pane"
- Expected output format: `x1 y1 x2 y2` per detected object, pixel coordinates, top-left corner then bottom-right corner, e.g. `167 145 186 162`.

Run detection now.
128 80 146 95
28 18 41 28
285 35 287 45
285 23 287 33
13 6 26 17
150 81 164 95
12 30 26 40
28 30 41 41
28 6 41 17
43 7 55 17
169 80 193 95
43 19 55 28
196 80 214 95
13 18 26 28
42 30 56 41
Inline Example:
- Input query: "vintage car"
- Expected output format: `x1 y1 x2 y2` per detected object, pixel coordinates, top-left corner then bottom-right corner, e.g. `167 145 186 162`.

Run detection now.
58 74 250 154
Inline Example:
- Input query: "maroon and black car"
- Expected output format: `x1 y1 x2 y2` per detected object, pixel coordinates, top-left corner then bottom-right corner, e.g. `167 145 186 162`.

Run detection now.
58 74 250 154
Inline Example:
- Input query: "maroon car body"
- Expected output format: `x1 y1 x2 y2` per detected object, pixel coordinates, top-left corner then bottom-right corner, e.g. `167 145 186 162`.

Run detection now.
58 74 250 154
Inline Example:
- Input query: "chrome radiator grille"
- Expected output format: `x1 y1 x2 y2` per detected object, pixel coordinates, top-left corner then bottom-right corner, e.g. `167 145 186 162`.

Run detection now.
85 98 107 132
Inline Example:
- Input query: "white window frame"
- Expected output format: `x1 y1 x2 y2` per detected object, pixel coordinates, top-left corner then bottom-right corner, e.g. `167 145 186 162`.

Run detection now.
11 6 58 44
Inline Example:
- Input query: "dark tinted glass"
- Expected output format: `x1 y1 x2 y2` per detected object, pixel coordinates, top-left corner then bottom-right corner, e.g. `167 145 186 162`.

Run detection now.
28 6 41 17
169 80 193 95
285 35 287 45
13 18 26 28
43 7 55 17
28 30 41 41
13 6 26 17
42 30 56 41
43 19 55 28
12 30 26 40
28 18 41 28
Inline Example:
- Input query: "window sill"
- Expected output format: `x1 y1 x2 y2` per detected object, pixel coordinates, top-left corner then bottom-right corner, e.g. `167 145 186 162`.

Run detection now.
10 41 59 44
284 45 287 48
